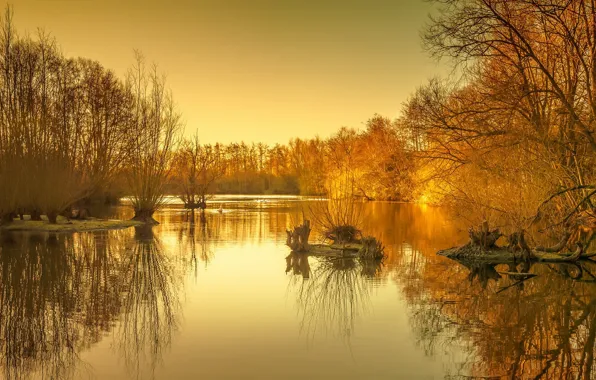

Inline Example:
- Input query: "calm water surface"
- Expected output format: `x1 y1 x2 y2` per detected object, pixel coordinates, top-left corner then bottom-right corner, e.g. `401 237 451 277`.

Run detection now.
1 197 595 379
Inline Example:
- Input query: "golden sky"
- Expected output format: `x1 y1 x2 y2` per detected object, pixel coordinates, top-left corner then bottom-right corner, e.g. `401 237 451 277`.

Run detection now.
10 0 445 144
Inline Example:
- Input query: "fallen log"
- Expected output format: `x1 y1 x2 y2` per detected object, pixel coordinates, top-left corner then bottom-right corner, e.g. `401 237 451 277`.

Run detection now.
438 242 589 263
438 222 590 263
293 239 385 260
535 232 572 252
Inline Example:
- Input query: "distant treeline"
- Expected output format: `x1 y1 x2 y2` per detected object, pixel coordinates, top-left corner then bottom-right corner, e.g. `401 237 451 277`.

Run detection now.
171 115 416 200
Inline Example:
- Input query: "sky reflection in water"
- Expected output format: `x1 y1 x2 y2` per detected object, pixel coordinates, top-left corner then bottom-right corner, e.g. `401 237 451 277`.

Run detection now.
0 198 595 379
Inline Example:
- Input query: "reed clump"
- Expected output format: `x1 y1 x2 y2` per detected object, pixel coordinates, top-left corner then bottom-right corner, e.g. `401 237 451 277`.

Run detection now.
358 236 385 261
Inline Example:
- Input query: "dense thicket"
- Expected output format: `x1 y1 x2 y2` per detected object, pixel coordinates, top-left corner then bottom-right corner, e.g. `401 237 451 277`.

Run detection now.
0 10 129 223
0 8 180 224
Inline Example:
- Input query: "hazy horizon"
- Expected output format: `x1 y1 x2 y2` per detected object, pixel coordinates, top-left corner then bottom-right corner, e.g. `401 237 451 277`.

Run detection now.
9 0 446 144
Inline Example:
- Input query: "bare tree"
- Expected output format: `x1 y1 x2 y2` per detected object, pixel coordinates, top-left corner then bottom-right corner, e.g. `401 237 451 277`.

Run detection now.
125 51 181 224
172 133 224 210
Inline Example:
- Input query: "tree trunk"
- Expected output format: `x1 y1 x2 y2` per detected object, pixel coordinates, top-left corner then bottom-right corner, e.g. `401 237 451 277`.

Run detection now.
468 221 501 249
286 220 311 252
0 213 13 225
132 208 159 224
30 209 42 221
47 211 58 224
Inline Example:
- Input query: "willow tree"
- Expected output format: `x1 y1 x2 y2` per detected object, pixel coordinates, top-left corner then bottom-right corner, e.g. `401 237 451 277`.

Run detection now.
126 52 181 224
0 10 90 223
0 7 133 224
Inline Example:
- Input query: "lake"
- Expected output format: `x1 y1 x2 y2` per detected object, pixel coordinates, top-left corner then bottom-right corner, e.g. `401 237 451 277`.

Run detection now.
1 196 595 379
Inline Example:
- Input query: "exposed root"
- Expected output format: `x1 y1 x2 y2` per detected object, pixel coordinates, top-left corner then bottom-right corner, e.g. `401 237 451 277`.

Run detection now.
534 243 584 262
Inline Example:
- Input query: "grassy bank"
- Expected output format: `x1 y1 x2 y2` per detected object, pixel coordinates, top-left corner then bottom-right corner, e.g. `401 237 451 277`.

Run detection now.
1 217 143 233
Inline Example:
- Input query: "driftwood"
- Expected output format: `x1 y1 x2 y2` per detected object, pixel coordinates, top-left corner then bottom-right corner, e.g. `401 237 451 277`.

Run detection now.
286 220 311 252
291 239 385 260
307 243 360 258
535 243 584 262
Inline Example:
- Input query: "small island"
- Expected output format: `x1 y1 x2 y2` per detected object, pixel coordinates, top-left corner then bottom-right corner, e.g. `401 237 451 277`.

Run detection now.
285 220 386 261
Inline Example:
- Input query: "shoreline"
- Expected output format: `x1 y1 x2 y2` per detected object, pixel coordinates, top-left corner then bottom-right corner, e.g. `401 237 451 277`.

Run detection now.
0 218 144 233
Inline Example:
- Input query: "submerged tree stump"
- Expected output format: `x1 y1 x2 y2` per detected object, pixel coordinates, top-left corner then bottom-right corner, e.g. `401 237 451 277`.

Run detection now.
468 220 502 249
286 220 311 252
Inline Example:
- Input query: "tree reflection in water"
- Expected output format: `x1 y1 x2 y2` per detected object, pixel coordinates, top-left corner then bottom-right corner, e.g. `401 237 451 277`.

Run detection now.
401 252 596 379
176 210 220 274
0 227 183 380
287 254 382 345
117 226 181 379
285 252 310 279
0 232 125 379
